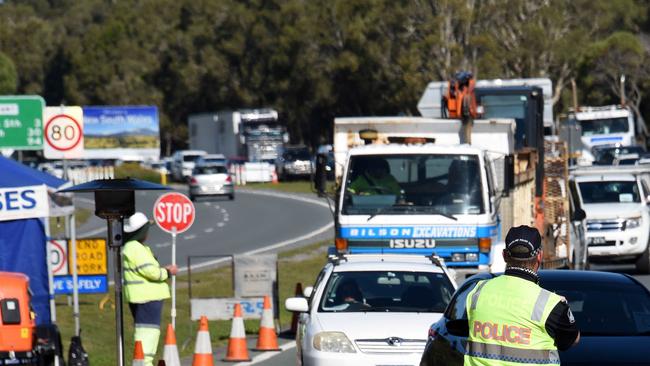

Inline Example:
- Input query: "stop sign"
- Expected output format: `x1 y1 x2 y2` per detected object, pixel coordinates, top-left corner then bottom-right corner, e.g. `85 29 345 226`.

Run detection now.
153 192 195 234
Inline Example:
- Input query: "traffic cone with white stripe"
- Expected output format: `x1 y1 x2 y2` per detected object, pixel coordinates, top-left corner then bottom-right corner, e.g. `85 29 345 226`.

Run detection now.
223 304 251 362
132 340 145 366
192 316 215 366
255 296 280 351
163 324 181 366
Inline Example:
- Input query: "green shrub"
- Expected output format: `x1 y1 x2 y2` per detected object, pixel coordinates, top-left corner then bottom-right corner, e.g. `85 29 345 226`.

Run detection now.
114 163 162 183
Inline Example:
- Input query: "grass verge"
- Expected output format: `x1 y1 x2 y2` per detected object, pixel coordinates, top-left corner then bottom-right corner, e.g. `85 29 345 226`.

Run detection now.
54 240 330 364
243 180 314 194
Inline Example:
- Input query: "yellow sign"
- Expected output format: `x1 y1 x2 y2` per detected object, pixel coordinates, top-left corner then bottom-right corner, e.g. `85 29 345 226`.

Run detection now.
21 327 29 338
70 238 107 275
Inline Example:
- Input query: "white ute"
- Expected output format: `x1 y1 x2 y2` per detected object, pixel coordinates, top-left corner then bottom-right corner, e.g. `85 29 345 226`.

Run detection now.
285 254 457 366
570 166 650 273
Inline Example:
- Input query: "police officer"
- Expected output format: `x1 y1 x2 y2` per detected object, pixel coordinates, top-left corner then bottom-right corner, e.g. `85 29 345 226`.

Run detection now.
464 225 579 366
122 212 177 366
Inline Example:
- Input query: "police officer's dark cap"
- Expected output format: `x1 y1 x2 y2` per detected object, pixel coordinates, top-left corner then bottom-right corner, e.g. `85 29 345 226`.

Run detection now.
505 225 542 259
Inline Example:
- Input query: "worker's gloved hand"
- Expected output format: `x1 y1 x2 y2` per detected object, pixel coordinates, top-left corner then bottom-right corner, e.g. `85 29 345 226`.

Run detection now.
165 264 178 276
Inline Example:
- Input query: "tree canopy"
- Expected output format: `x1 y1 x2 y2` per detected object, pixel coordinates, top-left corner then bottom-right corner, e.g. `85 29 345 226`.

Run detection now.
1 0 648 152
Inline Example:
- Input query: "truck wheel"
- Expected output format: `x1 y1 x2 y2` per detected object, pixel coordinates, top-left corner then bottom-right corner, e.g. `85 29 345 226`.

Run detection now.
228 194 235 201
635 244 650 274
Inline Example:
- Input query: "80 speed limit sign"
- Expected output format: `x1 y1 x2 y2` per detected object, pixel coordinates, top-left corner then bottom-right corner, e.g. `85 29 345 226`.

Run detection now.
44 106 84 159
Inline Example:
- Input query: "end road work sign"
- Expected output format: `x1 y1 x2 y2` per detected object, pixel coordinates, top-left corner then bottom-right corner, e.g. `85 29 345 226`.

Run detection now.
0 96 44 149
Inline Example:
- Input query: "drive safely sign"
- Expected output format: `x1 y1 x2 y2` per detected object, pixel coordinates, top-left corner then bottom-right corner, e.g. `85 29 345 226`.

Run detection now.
153 192 195 234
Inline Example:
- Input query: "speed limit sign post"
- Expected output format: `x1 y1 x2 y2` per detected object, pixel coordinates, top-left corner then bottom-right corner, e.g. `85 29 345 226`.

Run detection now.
153 192 195 328
43 106 84 159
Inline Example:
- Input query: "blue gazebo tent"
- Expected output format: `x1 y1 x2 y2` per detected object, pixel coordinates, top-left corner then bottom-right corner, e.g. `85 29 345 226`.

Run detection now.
0 156 71 324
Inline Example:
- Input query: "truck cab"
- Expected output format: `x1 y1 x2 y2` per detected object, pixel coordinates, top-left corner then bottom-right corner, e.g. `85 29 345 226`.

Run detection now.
318 117 515 280
569 106 636 165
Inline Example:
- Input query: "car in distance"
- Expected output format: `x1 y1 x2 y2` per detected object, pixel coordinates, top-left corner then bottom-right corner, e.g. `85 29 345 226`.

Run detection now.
276 146 313 180
420 270 650 366
285 253 456 366
188 164 234 201
171 150 206 181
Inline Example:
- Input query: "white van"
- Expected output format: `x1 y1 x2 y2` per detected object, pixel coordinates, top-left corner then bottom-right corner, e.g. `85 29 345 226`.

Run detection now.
171 150 206 181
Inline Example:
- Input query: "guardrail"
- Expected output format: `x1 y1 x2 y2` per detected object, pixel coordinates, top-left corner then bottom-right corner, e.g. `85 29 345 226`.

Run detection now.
67 166 115 184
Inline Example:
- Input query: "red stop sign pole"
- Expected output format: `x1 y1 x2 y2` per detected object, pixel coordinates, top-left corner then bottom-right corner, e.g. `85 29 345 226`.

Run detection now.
153 192 195 328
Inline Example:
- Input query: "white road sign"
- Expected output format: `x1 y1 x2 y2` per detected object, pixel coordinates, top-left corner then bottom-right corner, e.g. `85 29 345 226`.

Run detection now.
44 106 84 159
49 239 68 276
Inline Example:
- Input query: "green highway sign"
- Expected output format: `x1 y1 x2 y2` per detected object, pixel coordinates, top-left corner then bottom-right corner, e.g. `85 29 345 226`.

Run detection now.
0 95 45 149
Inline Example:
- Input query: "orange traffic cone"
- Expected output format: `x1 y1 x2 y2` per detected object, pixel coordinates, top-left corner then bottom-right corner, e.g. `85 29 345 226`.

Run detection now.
132 340 145 366
223 304 252 362
255 296 280 351
290 282 303 334
272 169 279 184
192 316 215 366
163 324 181 366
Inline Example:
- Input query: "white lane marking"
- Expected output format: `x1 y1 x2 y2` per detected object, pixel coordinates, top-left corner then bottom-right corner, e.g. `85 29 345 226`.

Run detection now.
237 189 331 209
217 222 225 227
223 217 229 222
184 234 197 240
155 242 171 248
233 341 296 366
204 228 214 233
203 202 211 206
214 205 220 209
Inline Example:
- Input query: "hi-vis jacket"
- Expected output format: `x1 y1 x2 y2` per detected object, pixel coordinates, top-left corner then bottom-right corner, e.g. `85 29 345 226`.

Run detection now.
122 240 170 303
464 275 562 366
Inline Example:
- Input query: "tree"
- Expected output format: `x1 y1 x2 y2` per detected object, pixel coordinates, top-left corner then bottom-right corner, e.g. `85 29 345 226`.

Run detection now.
0 51 17 94
585 31 650 135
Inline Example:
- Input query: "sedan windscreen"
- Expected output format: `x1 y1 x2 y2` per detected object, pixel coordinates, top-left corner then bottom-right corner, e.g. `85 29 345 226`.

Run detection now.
319 271 454 313
543 281 650 336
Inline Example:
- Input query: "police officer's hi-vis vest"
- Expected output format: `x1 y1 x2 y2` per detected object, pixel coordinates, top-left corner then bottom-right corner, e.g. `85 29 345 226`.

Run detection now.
122 240 170 303
464 275 562 366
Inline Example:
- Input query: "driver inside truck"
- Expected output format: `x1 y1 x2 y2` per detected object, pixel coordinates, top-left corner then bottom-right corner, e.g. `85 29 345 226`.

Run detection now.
348 157 402 195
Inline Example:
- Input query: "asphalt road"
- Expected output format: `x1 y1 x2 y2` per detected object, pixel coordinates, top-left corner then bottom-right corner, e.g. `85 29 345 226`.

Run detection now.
71 189 650 366
75 187 334 273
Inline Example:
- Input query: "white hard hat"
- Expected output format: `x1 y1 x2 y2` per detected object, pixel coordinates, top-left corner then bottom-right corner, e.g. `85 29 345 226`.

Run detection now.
124 212 151 233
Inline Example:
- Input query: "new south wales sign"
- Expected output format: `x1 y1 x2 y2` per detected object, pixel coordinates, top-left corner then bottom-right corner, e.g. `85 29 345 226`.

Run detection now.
0 96 45 149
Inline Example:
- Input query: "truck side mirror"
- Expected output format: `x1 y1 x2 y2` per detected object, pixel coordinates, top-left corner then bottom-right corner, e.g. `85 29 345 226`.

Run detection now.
572 208 586 222
314 153 328 195
502 154 514 197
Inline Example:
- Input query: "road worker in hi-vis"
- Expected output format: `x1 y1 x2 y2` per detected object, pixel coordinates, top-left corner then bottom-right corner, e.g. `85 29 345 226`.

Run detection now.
122 212 178 366
464 225 580 365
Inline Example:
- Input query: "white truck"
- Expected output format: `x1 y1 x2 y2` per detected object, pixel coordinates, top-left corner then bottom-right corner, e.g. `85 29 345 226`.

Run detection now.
568 105 636 165
314 117 517 279
188 108 289 162
569 165 650 273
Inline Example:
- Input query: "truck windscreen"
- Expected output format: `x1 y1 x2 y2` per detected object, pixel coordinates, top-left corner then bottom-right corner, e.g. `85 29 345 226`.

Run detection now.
342 154 484 216
579 117 629 136
480 94 527 149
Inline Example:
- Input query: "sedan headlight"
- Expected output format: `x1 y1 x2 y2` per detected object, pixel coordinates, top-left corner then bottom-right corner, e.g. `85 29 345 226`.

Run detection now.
313 332 356 353
625 217 641 229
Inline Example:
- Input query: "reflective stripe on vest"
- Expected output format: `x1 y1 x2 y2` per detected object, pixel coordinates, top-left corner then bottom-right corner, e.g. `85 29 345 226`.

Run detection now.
466 341 560 365
531 289 551 322
470 280 488 310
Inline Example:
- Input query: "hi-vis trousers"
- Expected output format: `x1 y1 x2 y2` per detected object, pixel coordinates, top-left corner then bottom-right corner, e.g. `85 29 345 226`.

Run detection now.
129 300 163 366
